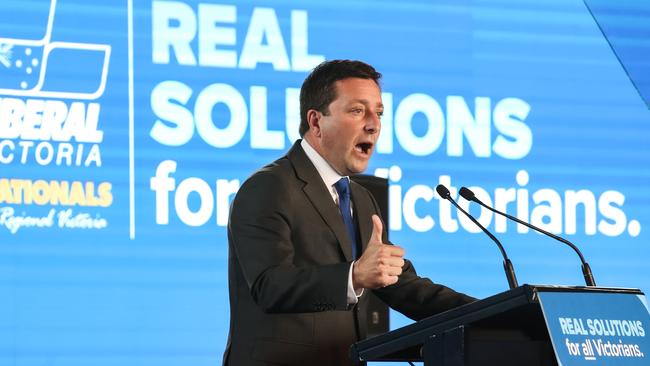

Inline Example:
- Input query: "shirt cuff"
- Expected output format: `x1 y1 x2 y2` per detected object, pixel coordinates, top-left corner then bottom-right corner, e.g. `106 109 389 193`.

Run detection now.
347 261 364 304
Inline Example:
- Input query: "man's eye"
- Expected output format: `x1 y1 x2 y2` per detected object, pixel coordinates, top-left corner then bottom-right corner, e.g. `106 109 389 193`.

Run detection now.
351 108 363 114
376 111 384 118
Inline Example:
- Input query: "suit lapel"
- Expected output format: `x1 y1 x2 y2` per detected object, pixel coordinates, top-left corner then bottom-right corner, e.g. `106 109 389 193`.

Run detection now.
350 182 373 255
287 141 354 261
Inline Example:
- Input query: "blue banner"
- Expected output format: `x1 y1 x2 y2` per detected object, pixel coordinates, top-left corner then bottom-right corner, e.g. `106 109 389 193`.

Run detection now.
0 0 648 365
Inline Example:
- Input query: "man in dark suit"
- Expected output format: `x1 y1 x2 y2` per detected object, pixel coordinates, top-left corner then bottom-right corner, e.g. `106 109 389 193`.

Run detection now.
223 60 475 366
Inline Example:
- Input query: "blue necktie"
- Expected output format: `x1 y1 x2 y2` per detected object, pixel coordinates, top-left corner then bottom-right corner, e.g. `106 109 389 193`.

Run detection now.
334 178 360 259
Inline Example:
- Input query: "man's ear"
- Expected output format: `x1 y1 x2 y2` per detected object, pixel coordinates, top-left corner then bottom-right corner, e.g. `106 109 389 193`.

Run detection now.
306 109 322 137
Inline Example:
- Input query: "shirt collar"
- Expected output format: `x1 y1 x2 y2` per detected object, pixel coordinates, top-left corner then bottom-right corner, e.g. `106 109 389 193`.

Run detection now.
301 139 347 189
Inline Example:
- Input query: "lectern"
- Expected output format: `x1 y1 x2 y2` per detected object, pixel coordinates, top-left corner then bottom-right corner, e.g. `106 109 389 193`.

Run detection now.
351 285 649 366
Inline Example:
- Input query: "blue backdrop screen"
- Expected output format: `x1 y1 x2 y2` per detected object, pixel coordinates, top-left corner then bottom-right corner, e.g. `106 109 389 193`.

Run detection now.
1 0 648 365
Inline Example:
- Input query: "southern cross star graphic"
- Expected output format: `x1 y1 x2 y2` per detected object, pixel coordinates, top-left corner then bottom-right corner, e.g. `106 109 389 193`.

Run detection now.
0 43 43 90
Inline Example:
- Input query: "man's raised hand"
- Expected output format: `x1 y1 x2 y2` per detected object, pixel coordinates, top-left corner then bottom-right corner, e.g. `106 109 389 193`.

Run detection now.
352 215 405 290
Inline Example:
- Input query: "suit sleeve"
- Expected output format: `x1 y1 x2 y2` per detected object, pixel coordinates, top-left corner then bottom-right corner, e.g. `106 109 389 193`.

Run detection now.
373 259 476 320
229 169 351 313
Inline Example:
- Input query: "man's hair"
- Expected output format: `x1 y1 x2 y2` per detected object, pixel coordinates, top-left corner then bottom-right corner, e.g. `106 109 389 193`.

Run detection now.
299 60 382 137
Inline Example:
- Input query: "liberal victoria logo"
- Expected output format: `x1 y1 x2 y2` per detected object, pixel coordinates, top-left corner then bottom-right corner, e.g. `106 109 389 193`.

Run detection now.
0 0 114 234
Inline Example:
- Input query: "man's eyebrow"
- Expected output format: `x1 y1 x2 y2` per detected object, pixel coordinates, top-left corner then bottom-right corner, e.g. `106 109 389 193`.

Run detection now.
347 99 384 108
348 98 370 104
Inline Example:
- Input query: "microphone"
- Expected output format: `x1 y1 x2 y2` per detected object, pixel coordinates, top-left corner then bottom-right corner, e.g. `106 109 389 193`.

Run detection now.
459 187 596 287
436 184 518 289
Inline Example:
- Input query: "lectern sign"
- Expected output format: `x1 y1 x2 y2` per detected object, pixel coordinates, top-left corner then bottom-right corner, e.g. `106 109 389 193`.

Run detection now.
539 291 650 365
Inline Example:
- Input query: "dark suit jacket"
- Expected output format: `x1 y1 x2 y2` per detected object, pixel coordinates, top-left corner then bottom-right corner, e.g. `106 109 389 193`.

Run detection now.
223 141 474 366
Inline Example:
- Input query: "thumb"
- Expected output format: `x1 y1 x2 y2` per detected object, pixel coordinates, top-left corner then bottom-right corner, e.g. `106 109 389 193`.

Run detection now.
370 215 383 245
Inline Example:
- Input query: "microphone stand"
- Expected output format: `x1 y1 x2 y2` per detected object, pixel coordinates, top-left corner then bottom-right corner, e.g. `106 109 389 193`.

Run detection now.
437 185 518 289
459 187 596 287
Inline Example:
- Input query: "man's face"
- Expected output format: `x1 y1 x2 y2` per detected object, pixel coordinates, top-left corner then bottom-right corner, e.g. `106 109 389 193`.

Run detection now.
306 78 383 176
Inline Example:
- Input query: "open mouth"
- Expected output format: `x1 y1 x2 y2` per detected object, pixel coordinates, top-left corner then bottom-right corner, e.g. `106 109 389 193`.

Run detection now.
355 142 373 155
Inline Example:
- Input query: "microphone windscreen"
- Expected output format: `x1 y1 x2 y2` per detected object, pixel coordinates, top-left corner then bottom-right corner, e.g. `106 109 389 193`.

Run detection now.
459 187 475 201
436 184 450 199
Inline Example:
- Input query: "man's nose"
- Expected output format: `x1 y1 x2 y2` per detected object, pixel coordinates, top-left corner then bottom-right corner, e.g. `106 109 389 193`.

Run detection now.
365 113 381 134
